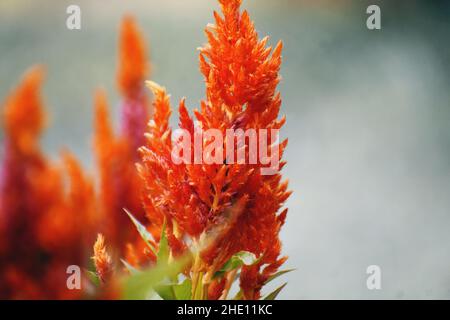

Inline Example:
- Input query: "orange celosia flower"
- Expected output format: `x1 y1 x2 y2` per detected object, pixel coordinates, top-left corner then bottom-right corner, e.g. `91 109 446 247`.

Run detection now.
36 151 97 253
92 234 113 283
137 0 291 299
118 16 150 101
93 16 152 264
1 1 291 300
0 67 96 299
118 16 151 155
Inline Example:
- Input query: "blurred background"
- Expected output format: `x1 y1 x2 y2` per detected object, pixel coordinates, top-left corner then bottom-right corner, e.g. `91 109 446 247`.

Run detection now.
1 0 449 299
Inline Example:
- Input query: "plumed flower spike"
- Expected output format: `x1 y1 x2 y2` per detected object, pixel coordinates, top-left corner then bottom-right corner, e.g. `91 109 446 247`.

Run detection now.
93 89 113 147
2 66 46 155
93 234 113 283
200 0 283 117
139 0 291 300
117 16 149 99
0 67 96 299
117 16 151 156
93 16 151 258
145 81 171 141
93 88 145 254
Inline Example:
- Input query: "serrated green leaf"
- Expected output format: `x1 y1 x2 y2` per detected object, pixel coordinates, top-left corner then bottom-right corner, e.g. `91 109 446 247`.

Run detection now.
157 218 169 265
121 259 140 275
263 282 287 300
264 268 295 285
124 208 156 255
213 251 260 279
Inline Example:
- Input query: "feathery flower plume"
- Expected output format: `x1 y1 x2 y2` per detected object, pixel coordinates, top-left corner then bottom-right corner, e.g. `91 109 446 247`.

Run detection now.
0 1 292 300
0 67 96 299
93 16 151 258
0 67 46 253
92 234 113 283
137 0 291 299
118 15 151 154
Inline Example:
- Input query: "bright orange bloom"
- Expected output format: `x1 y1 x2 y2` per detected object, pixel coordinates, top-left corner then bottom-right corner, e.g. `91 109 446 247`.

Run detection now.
92 234 113 283
37 151 97 254
118 16 151 155
1 1 290 300
138 0 290 299
0 67 96 299
0 67 46 254
93 16 151 259
118 16 150 101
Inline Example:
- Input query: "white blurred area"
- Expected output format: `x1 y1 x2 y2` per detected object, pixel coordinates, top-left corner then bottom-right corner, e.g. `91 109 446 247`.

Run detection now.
1 0 449 299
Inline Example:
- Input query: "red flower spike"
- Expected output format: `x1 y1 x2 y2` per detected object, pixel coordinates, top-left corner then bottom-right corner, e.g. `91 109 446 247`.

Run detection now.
92 234 113 283
118 16 149 100
118 16 151 155
93 89 145 256
139 0 291 299
93 16 152 260
0 67 94 299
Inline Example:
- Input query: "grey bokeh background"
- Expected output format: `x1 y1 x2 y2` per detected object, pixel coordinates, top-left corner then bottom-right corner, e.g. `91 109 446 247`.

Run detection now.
1 0 449 299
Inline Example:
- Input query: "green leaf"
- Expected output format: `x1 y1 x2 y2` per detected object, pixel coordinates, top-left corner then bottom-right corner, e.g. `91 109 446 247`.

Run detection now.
263 282 287 300
154 283 176 300
86 270 100 287
122 255 190 300
213 251 260 279
174 278 192 300
157 218 169 265
124 208 156 255
121 259 140 275
264 268 295 285
154 278 192 300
